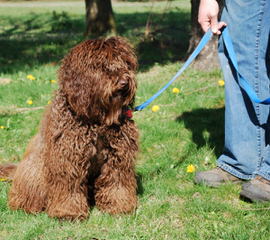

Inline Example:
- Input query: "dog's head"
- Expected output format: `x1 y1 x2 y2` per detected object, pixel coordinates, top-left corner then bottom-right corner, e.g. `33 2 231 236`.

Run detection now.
58 37 137 125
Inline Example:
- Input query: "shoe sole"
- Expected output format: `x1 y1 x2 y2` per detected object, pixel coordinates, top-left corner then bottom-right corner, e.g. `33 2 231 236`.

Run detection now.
240 188 270 202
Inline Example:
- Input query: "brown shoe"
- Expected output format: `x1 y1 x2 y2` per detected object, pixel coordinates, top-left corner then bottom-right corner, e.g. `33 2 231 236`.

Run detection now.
240 176 270 202
194 167 242 187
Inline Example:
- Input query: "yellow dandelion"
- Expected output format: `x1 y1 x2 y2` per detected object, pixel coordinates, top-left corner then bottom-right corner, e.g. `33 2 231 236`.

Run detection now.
26 99 33 105
151 105 160 112
50 80 56 84
26 74 36 81
172 87 180 94
218 80 225 86
186 164 196 173
47 100 52 105
0 178 7 182
0 126 5 129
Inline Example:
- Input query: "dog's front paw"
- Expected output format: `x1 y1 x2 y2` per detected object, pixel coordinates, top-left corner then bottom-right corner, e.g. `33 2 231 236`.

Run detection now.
95 187 137 214
46 196 89 221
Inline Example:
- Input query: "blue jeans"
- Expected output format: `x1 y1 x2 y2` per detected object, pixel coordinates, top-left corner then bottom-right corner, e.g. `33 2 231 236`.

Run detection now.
217 0 270 180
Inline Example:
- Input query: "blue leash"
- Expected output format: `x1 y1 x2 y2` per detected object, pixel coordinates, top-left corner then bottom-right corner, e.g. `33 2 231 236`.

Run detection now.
134 27 270 112
222 27 270 104
134 29 213 111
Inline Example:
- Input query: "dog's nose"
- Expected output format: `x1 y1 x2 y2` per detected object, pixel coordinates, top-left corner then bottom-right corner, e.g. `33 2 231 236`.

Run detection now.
119 79 128 88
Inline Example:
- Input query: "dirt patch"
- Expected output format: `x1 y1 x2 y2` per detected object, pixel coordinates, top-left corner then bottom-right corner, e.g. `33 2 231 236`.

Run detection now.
0 78 12 85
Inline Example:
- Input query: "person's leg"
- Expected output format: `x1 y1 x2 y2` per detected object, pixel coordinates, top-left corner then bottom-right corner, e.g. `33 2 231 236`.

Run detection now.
196 0 270 187
217 0 270 179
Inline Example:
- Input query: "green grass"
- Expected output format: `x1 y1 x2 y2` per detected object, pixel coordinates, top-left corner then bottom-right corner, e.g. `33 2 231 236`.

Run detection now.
0 1 269 240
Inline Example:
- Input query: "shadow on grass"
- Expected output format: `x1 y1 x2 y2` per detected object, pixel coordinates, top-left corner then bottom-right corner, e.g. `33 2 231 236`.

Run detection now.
136 174 144 195
0 11 85 73
0 10 190 73
176 107 225 157
116 11 190 71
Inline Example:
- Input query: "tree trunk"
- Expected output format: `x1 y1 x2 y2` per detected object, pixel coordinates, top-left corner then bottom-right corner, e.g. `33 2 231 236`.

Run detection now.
85 0 116 37
188 0 224 71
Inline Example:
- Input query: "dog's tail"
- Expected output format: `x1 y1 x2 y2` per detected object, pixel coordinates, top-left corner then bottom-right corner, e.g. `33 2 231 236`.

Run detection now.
0 163 17 181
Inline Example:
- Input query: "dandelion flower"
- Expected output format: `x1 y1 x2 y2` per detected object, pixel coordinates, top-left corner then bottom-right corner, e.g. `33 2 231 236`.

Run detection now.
218 80 225 86
50 80 56 84
186 164 196 173
151 105 160 112
27 74 36 81
26 99 33 105
172 87 180 94
0 126 5 129
0 178 7 182
47 100 52 105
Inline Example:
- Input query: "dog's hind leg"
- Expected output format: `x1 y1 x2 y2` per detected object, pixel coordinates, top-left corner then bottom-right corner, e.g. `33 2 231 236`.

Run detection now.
8 134 47 214
94 122 139 214
8 162 47 214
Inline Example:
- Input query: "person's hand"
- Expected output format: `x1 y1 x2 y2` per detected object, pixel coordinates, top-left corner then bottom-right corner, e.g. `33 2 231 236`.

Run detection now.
198 0 226 35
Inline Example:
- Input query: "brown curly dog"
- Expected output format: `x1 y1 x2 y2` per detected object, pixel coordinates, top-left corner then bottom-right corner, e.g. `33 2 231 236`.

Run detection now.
0 37 139 220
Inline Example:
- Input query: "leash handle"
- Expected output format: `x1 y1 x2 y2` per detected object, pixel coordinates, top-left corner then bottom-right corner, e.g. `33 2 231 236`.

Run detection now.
222 27 270 104
134 29 213 111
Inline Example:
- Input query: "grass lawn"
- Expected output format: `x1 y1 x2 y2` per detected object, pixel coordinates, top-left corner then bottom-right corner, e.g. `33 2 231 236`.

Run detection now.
0 1 269 240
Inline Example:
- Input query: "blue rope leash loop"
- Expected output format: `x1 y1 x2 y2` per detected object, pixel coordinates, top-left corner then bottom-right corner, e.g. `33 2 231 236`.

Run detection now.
134 26 270 112
134 29 213 111
222 27 270 105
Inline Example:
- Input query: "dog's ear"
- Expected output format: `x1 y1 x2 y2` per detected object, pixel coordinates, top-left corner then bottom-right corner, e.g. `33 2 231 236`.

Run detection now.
58 62 105 122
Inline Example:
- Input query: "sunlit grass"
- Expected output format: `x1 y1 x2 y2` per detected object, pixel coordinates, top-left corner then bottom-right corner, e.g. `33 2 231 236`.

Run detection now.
0 1 269 240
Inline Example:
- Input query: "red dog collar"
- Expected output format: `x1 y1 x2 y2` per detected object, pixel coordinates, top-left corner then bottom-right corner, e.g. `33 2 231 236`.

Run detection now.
123 109 133 119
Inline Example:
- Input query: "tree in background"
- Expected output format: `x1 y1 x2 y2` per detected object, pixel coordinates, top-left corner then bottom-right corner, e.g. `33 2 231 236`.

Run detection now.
188 0 224 70
83 0 223 70
84 0 116 36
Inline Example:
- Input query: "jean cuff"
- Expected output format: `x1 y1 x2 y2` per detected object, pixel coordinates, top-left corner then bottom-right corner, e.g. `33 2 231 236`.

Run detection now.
217 161 253 180
255 171 270 181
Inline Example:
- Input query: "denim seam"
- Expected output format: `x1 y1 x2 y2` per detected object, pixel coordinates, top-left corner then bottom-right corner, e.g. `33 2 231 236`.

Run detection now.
217 162 253 180
254 0 266 173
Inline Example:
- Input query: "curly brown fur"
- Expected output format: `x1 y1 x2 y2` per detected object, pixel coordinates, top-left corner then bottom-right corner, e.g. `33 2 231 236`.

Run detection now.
1 37 139 220
0 163 17 181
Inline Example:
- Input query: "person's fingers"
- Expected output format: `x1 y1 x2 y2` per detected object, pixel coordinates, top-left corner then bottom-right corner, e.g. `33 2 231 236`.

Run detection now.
210 16 219 34
198 0 220 33
201 21 210 33
215 21 227 35
198 15 211 33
